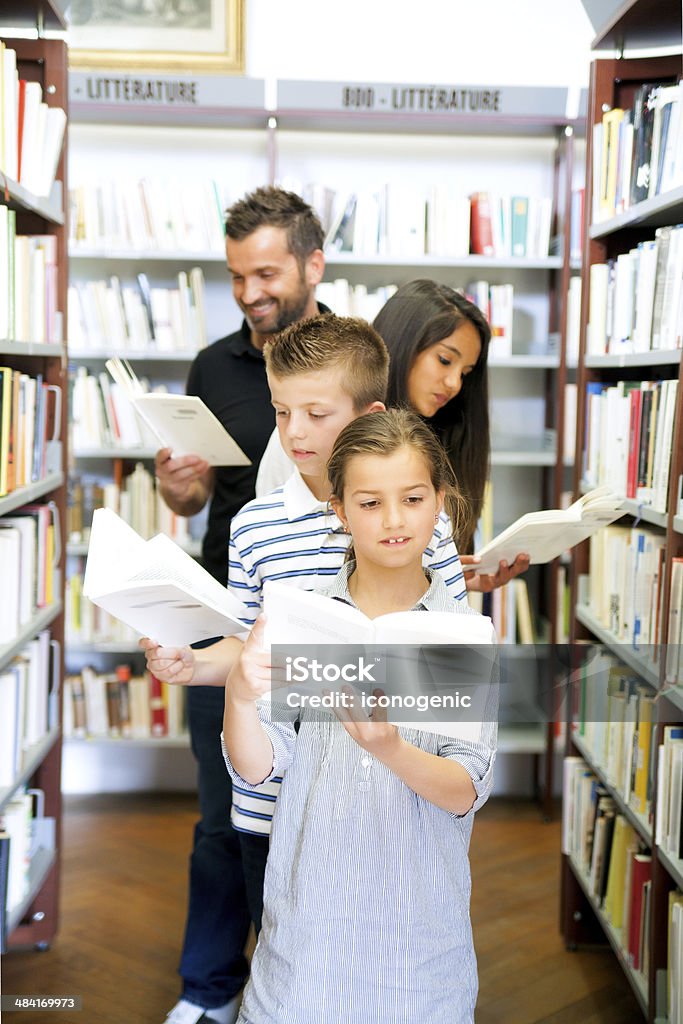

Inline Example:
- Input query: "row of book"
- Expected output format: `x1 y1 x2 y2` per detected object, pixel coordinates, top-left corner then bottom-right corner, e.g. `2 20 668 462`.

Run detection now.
586 524 667 654
62 666 186 740
0 504 59 644
583 378 679 513
70 366 161 452
563 757 652 977
0 630 57 787
0 789 50 952
572 649 656 818
67 467 193 548
69 180 228 254
0 369 62 498
0 210 63 343
68 269 208 355
587 225 683 355
315 184 554 260
656 725 683 862
593 81 683 224
0 43 66 198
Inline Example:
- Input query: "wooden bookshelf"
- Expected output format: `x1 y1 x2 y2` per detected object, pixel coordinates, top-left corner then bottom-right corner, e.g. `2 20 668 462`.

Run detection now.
0 32 68 952
561 22 683 1023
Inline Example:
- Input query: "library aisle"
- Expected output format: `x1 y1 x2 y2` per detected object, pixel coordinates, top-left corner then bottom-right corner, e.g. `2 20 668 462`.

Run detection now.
1 795 641 1024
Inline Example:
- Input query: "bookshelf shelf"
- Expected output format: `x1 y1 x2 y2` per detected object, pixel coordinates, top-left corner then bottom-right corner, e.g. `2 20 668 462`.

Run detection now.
590 0 682 52
0 341 66 358
73 447 158 460
0 175 63 225
575 603 660 688
497 723 551 755
64 734 189 749
0 473 64 517
2 0 67 29
323 252 564 271
658 847 683 891
571 731 653 844
589 185 683 239
674 516 683 535
489 354 561 369
578 480 669 529
68 350 198 363
567 855 649 1017
662 684 683 714
69 248 224 263
584 350 682 369
0 602 63 676
491 450 556 467
0 728 60 815
66 538 201 558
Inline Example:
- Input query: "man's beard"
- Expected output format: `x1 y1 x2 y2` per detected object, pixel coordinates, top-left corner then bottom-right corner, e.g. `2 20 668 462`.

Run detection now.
244 281 312 337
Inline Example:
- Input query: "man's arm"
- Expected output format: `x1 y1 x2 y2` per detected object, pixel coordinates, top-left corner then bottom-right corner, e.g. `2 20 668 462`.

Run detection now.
155 446 214 516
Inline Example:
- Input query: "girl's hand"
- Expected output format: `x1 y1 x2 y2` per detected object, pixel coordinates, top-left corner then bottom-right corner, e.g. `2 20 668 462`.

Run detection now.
139 637 195 685
462 553 530 593
227 616 272 704
333 685 401 756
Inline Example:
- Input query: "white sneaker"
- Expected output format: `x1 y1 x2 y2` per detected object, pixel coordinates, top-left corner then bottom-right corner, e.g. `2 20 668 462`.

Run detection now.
164 1000 210 1024
164 996 241 1024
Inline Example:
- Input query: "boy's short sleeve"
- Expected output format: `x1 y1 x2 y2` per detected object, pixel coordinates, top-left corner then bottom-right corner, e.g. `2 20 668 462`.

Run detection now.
227 520 261 628
423 512 468 605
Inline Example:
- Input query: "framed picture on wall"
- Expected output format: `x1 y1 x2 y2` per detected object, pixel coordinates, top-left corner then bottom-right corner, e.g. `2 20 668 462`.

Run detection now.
68 0 244 74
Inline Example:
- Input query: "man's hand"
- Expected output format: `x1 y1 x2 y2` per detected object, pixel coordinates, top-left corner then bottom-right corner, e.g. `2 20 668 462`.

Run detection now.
139 637 196 685
462 553 531 593
155 447 212 515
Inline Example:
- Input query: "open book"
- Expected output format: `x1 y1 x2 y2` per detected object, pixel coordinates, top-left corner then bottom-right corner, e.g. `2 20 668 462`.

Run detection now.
262 580 497 741
473 486 625 575
106 358 251 467
83 508 250 646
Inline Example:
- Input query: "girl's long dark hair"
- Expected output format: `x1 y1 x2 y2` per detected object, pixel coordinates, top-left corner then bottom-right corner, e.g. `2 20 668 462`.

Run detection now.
373 279 491 550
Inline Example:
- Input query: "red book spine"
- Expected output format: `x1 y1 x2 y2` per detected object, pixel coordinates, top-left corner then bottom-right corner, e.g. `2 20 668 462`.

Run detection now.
627 854 652 969
625 389 642 498
469 192 494 256
149 673 167 737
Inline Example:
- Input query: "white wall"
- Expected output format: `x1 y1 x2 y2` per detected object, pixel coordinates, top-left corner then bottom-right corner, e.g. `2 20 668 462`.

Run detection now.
246 0 594 87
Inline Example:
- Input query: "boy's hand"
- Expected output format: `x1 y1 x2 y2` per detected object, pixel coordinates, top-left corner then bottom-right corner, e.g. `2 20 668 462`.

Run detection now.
333 685 400 756
227 617 273 705
154 446 210 502
462 553 530 593
139 636 195 685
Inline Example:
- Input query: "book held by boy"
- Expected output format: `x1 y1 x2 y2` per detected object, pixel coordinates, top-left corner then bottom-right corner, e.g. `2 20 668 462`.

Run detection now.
262 580 498 742
83 507 250 646
473 486 625 575
106 358 250 466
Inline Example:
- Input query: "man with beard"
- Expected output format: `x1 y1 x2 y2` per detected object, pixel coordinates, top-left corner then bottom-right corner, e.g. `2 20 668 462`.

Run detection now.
155 186 325 1024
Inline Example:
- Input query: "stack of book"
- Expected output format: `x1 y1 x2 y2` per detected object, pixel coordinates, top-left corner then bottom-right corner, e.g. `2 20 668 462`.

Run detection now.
315 279 397 322
583 378 679 511
68 269 207 354
69 179 228 253
0 42 66 198
0 211 63 344
0 505 59 642
0 369 62 496
62 666 186 741
587 227 683 355
0 630 56 786
593 82 683 223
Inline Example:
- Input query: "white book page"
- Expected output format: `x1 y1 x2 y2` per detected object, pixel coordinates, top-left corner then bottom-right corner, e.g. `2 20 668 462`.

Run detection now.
263 580 372 645
133 394 251 466
83 507 147 597
93 582 246 647
138 534 248 618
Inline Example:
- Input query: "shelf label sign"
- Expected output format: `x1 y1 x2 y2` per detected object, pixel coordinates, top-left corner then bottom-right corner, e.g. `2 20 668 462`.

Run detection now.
69 73 265 111
276 81 571 120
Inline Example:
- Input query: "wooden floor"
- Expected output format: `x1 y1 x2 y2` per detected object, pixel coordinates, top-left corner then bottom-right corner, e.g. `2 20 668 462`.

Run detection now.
2 795 643 1024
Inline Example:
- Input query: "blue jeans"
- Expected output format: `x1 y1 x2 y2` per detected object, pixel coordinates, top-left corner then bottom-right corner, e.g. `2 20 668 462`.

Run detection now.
180 685 251 1009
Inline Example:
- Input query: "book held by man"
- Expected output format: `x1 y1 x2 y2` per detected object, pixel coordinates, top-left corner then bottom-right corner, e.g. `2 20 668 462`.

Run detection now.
83 508 250 646
473 486 625 575
106 358 250 466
